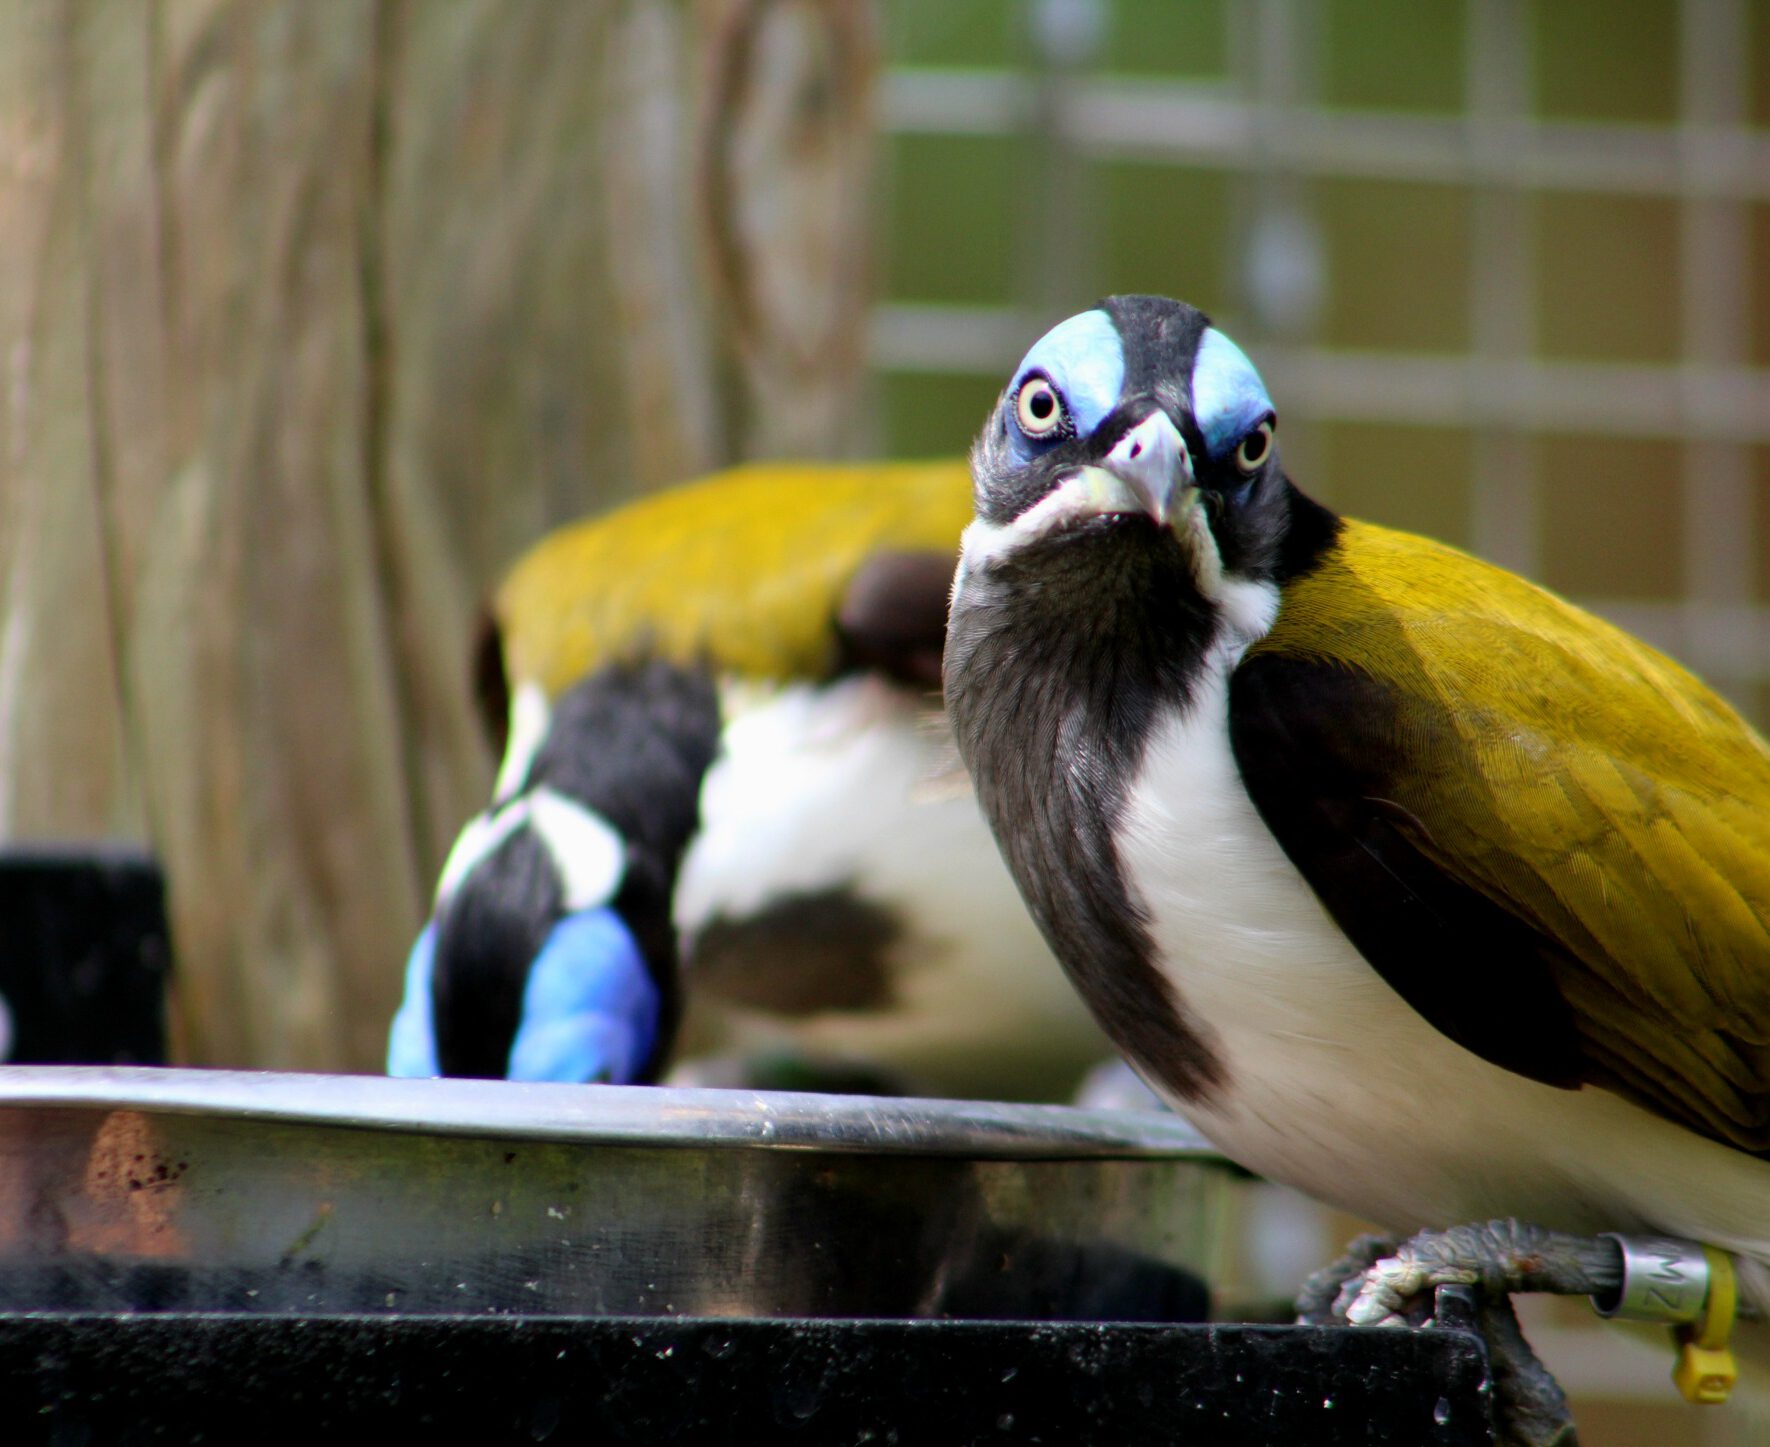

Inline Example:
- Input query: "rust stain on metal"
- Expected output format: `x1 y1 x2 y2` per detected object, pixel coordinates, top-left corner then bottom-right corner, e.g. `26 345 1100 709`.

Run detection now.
70 1110 188 1257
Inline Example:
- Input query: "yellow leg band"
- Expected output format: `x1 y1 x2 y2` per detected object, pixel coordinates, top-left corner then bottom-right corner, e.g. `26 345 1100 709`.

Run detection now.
1671 1246 1737 1406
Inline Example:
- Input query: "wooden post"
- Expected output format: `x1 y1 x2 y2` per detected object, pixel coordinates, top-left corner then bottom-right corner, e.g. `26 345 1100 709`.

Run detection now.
0 0 879 1070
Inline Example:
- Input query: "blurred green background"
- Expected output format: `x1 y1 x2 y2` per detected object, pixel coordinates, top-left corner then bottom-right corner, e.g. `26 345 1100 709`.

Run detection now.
873 0 1770 739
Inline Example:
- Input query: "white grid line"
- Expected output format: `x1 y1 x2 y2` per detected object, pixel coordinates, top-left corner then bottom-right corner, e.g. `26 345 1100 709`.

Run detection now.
1677 0 1758 695
1465 0 1540 577
881 69 1770 200
872 305 1770 443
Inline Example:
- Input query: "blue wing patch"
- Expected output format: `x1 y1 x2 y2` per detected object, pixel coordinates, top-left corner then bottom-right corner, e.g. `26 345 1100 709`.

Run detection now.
506 907 660 1083
1007 308 1126 459
386 921 442 1078
1191 327 1272 459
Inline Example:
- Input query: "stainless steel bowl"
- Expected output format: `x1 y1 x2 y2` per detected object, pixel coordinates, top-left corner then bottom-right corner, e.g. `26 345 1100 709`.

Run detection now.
0 1067 1237 1320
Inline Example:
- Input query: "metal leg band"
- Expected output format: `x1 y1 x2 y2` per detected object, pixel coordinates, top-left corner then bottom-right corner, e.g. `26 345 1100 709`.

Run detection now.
1588 1235 1738 1406
1590 1234 1710 1323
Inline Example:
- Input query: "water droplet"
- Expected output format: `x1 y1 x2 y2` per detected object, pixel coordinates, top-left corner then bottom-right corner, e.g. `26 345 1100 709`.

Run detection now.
1434 1397 1451 1426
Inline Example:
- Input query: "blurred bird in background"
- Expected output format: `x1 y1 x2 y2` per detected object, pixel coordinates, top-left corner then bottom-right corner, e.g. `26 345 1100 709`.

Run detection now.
388 461 1115 1100
944 296 1770 1441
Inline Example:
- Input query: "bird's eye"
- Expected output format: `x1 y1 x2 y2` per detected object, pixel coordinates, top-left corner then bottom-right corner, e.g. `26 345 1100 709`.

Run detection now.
1234 419 1275 475
1013 374 1068 441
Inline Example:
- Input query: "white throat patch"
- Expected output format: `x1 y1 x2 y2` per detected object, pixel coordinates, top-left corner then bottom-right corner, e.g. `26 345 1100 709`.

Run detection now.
955 482 1254 621
436 786 626 913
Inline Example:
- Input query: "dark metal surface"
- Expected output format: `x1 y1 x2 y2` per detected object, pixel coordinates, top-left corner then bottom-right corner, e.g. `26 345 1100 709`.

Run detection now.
0 1068 1231 1321
0 849 168 1067
0 1314 1496 1446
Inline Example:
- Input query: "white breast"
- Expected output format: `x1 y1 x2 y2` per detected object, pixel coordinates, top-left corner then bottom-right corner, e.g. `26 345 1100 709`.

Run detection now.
672 675 1114 1097
1115 626 1770 1279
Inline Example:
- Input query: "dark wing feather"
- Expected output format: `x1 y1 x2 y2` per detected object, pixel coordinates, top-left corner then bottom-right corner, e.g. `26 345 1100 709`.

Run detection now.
1231 519 1770 1154
1230 653 1587 1090
835 549 955 689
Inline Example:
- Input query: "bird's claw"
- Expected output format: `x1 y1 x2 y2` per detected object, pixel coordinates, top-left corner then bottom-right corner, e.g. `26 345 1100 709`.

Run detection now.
1293 1232 1398 1326
1298 1220 1615 1447
1344 1248 1481 1327
1320 1219 1623 1329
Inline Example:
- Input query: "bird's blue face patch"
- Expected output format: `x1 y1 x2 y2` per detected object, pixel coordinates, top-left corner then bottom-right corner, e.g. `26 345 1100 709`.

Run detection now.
507 907 658 1084
385 907 659 1085
386 922 442 1078
1190 327 1272 460
1006 308 1125 461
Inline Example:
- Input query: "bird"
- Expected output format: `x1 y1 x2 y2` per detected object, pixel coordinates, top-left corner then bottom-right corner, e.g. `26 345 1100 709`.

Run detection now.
942 294 1770 1434
387 460 1115 1099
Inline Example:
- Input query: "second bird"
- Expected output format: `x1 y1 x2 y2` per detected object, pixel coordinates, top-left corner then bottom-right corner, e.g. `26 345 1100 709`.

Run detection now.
389 461 1115 1099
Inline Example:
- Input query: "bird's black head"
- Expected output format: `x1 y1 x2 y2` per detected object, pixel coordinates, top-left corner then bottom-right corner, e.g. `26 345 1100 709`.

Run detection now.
945 297 1325 1099
964 296 1324 600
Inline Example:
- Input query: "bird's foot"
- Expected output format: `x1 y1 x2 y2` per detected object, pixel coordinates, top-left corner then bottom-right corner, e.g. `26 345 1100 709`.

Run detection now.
1297 1220 1622 1447
1338 1219 1621 1329
1477 1293 1581 1447
1293 1232 1399 1326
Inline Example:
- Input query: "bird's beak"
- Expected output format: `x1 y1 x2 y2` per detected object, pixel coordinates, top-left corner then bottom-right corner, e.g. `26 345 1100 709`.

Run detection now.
1066 411 1192 528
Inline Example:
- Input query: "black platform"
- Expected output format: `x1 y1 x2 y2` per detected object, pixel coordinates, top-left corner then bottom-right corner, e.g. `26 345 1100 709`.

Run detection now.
1 1310 1493 1445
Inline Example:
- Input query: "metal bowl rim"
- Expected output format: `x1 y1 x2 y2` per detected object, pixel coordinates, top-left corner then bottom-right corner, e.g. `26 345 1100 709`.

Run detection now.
0 1066 1224 1162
